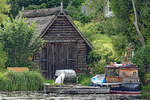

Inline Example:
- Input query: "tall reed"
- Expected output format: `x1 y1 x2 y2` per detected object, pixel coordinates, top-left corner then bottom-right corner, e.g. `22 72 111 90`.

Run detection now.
0 71 44 91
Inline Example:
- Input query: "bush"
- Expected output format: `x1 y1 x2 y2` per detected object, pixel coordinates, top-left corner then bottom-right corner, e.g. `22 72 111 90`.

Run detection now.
88 46 113 74
0 71 44 91
132 45 150 84
142 84 150 100
0 43 7 69
78 74 92 86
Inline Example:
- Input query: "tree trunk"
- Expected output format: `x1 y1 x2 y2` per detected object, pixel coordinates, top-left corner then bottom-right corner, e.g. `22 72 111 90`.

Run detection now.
131 0 145 46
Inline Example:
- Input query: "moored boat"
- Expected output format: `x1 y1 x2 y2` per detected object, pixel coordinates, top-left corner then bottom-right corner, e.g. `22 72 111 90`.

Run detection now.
91 63 141 94
106 63 141 94
91 44 141 94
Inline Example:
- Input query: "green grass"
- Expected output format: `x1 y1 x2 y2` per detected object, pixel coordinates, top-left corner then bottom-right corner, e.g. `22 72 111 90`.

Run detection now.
44 80 65 86
45 80 55 85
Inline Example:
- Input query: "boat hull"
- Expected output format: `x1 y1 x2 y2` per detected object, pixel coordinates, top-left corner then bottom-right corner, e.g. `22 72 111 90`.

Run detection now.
110 83 141 94
110 90 141 94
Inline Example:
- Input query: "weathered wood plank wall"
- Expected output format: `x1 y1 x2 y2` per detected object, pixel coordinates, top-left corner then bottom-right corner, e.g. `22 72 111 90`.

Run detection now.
34 14 89 78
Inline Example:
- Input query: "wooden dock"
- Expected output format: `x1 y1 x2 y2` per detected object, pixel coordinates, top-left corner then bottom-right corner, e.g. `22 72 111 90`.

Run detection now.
44 84 110 94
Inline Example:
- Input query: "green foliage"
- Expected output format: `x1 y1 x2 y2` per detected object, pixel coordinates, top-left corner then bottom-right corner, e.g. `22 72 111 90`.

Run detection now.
74 21 103 41
46 0 71 9
88 37 115 74
112 34 128 61
132 45 150 83
0 71 44 91
110 0 132 19
142 83 150 100
78 74 92 86
88 46 113 74
75 21 116 74
67 0 92 24
85 0 106 18
139 1 150 45
0 43 7 68
8 0 47 17
8 0 89 24
0 72 3 78
25 4 46 10
44 80 55 85
110 0 150 47
145 73 150 83
0 0 10 24
8 0 83 17
67 6 92 24
0 16 45 67
85 0 142 60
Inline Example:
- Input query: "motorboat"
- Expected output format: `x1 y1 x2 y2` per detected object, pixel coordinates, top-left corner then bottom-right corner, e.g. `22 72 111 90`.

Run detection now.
91 63 141 94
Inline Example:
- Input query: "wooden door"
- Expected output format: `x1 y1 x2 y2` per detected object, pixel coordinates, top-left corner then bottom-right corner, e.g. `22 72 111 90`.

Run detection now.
40 47 48 78
53 42 68 70
40 42 77 79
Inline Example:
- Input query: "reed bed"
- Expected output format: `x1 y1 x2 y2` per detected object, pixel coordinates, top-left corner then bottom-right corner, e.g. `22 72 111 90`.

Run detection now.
0 71 44 91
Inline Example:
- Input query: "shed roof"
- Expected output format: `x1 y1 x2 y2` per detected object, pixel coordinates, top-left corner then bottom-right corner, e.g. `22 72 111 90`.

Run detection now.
22 7 93 49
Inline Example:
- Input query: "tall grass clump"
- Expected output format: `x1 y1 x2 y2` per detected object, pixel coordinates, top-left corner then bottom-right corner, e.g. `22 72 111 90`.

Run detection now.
0 71 44 91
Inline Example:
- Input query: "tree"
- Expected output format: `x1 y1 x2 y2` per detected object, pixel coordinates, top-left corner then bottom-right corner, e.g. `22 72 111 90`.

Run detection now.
85 0 106 19
131 0 145 46
8 0 73 17
110 0 150 47
67 0 92 23
0 0 10 24
0 16 45 67
8 0 87 23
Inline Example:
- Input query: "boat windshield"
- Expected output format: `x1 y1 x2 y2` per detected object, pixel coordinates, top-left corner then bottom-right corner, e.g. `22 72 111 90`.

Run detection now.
106 68 119 77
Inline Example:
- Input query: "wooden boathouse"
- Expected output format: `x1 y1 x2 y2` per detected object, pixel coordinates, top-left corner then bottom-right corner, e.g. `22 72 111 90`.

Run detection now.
22 6 92 78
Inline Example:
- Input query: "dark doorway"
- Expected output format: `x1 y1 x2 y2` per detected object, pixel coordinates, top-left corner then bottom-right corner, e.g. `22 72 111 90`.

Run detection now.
40 42 77 79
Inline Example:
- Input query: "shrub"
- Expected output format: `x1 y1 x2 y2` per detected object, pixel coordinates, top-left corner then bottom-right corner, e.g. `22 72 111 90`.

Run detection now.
88 46 113 74
0 43 7 69
142 84 150 100
0 72 3 78
78 74 92 86
132 45 150 84
0 71 44 91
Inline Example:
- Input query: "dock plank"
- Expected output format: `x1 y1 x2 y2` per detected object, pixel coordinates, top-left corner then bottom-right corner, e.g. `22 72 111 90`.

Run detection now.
44 84 110 94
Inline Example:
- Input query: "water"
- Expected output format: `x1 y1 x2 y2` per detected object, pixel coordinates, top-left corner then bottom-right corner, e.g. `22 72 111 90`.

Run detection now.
0 92 142 100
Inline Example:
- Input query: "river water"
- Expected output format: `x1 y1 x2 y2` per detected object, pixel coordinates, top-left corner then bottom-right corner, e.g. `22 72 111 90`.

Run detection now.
0 92 142 100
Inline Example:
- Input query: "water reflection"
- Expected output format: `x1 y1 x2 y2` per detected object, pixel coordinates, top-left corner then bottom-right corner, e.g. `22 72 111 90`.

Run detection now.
0 92 142 100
